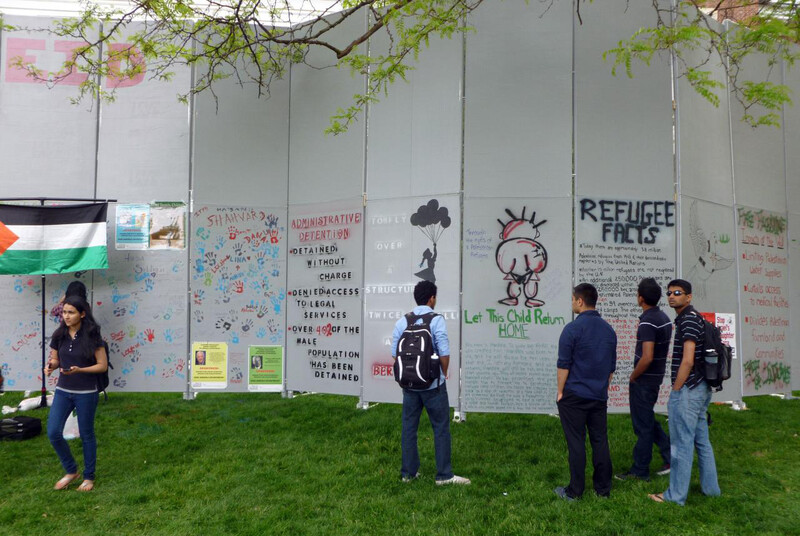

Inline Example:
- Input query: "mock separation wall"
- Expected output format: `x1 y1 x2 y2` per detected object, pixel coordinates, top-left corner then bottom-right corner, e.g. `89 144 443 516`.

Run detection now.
0 5 798 408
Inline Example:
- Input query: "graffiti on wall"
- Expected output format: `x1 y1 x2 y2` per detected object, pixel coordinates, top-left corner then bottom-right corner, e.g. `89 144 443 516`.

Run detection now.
191 206 286 388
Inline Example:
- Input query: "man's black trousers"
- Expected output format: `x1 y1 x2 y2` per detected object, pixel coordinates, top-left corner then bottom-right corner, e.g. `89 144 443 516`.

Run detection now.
557 390 612 498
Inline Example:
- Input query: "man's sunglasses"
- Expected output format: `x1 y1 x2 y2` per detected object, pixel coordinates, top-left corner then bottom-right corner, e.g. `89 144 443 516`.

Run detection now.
666 290 685 296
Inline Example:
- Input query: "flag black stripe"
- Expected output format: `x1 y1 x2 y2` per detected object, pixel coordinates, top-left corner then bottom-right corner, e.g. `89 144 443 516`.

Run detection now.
0 203 108 226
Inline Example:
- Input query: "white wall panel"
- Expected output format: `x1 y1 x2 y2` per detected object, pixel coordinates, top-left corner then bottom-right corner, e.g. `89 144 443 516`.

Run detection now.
680 197 743 400
366 23 461 199
0 16 97 198
95 22 190 202
464 1 572 198
188 205 287 393
193 58 290 206
285 198 363 396
575 0 674 199
462 197 572 413
728 24 786 212
676 14 733 205
288 14 366 204
362 195 460 406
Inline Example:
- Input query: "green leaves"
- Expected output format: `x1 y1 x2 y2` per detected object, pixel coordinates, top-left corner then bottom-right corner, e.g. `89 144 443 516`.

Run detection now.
7 1 798 131
604 0 799 128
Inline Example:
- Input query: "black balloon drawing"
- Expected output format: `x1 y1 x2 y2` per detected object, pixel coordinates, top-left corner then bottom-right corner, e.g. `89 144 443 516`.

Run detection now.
411 199 451 283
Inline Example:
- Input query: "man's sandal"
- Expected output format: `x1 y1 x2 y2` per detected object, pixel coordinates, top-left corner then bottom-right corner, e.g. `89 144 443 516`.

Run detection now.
54 474 79 490
77 480 95 492
648 493 666 503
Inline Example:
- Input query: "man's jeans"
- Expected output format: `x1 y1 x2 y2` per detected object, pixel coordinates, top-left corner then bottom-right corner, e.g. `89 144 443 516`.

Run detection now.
401 383 453 481
47 389 99 480
629 380 670 477
663 382 721 505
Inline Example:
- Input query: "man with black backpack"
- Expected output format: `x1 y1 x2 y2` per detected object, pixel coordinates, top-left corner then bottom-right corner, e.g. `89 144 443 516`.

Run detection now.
649 279 721 505
392 280 470 485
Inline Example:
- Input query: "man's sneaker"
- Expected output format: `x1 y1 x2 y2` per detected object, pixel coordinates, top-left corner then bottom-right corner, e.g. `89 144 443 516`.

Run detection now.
435 475 471 485
401 472 420 483
614 471 650 482
656 464 671 476
553 486 576 502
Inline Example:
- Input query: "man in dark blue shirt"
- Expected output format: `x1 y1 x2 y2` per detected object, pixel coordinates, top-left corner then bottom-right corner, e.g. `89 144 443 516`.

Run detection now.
616 278 672 482
555 283 617 501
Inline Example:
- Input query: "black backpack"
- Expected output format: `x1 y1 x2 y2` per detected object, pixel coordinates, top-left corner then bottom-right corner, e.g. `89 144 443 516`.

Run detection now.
97 340 113 400
0 416 42 441
394 312 441 389
695 314 733 392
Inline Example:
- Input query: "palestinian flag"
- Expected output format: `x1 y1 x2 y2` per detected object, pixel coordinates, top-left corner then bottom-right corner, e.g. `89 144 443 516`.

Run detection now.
0 203 109 275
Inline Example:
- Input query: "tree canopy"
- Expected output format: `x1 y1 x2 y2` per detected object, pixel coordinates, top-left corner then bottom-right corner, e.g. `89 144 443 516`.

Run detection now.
1 0 798 131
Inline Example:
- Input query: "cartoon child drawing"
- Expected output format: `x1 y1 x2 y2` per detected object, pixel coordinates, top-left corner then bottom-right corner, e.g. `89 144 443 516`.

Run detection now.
495 208 548 307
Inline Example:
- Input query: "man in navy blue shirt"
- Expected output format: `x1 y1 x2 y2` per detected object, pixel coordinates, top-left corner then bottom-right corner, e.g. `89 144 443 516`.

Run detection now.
616 278 672 481
555 283 617 501
392 280 470 486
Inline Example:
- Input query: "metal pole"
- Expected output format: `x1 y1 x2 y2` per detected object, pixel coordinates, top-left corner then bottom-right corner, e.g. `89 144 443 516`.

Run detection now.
39 199 48 408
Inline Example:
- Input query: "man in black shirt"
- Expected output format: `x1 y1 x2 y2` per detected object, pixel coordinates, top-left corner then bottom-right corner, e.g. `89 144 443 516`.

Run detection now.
649 279 720 505
616 278 672 482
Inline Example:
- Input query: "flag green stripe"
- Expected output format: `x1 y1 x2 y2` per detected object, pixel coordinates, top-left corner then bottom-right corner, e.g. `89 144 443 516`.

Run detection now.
0 246 108 275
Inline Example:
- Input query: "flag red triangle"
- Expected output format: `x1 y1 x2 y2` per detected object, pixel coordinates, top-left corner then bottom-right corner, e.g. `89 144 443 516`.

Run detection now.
0 221 19 256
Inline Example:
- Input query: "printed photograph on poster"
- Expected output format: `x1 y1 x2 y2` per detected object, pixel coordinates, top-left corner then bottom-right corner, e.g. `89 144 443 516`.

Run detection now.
116 204 151 250
248 345 283 392
191 342 228 389
149 202 186 250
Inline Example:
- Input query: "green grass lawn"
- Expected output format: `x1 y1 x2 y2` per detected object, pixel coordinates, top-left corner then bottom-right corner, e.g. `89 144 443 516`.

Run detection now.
1 390 798 536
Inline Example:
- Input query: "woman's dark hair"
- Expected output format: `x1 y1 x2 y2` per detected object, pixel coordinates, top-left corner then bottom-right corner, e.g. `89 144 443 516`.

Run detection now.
65 281 88 301
51 296 103 358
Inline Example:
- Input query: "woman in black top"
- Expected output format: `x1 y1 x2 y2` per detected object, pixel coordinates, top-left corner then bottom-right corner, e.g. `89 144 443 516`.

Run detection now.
44 296 108 492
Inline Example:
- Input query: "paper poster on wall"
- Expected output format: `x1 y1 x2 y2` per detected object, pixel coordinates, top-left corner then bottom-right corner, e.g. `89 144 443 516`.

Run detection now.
362 195 461 406
248 345 283 392
699 312 737 361
737 206 790 395
285 198 364 396
461 198 572 413
191 342 228 389
576 197 677 411
149 202 186 250
116 204 151 250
